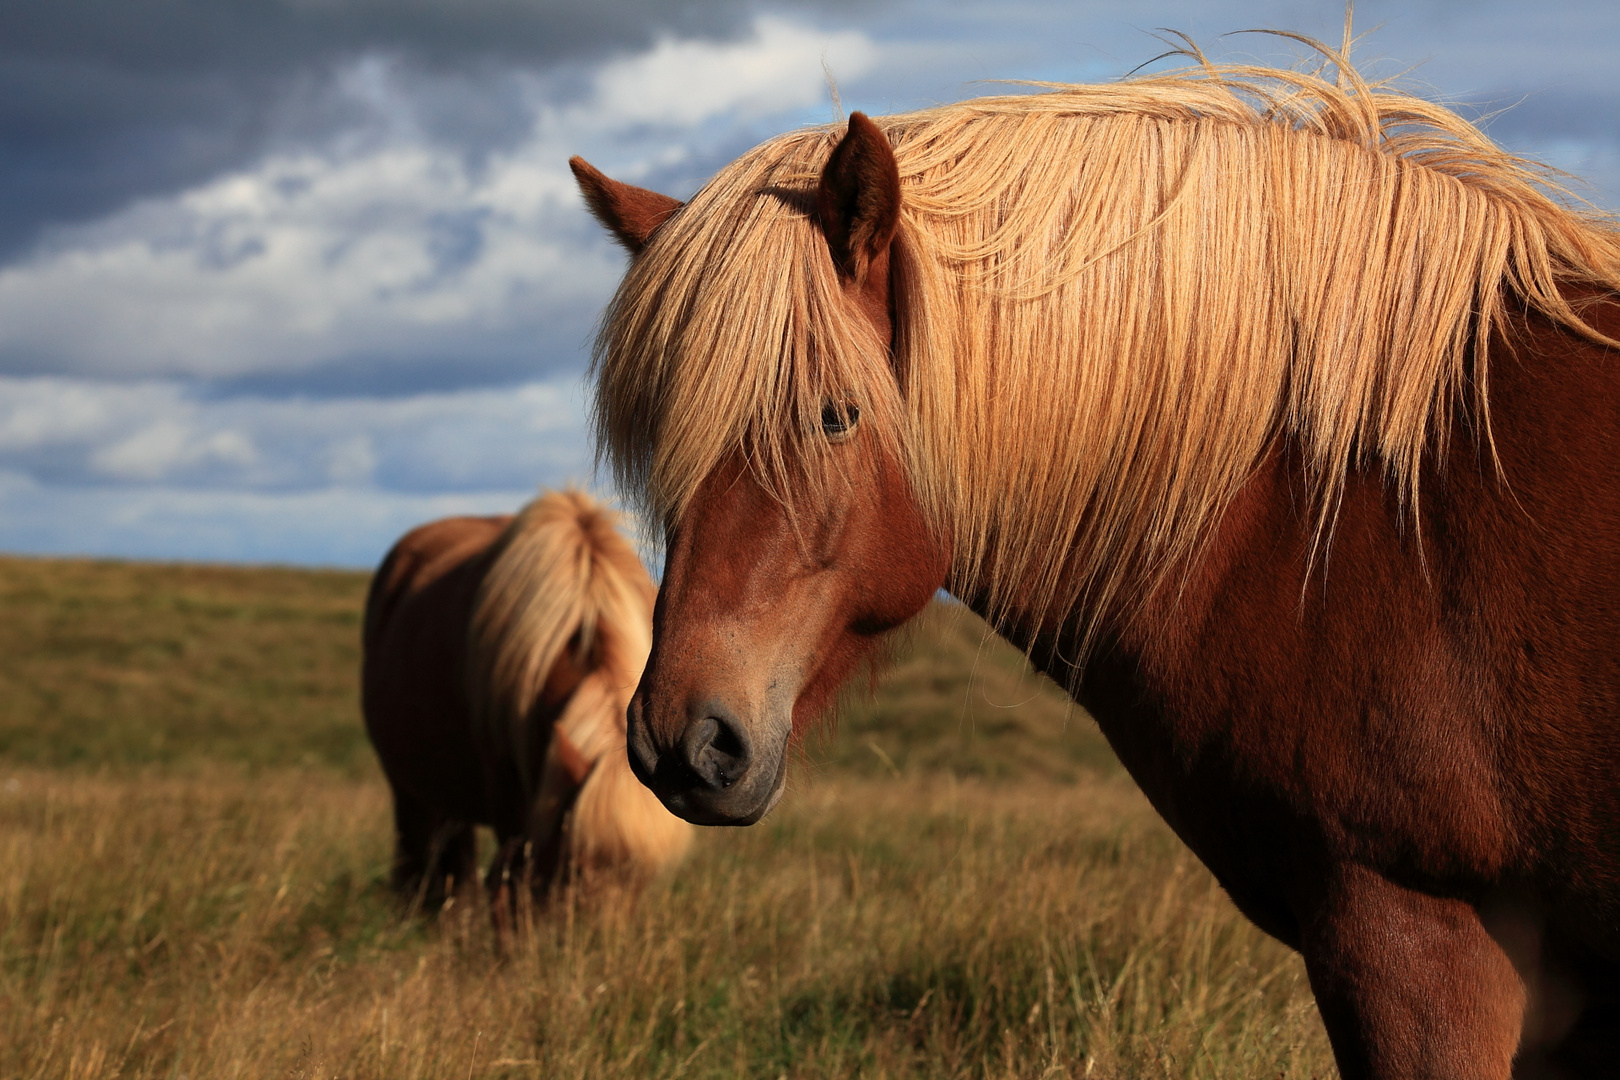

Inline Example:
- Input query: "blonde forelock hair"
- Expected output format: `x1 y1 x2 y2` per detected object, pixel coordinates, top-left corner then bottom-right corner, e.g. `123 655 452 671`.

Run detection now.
593 39 1620 661
593 133 905 530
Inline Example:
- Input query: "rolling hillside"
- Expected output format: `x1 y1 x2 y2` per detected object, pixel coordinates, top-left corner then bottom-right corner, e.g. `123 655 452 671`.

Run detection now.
0 555 1331 1079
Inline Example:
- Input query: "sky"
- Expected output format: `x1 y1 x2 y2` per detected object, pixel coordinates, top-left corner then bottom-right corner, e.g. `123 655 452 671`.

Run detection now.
2 0 1616 567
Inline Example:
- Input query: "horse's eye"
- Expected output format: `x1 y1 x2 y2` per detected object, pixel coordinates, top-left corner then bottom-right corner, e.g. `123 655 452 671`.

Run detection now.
820 400 860 440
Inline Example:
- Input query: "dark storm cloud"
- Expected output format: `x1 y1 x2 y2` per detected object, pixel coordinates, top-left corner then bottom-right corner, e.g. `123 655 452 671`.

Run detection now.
204 335 592 401
0 0 866 258
4 0 764 74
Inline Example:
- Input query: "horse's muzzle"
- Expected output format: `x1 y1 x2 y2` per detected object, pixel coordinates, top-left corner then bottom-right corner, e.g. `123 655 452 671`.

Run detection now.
626 696 787 826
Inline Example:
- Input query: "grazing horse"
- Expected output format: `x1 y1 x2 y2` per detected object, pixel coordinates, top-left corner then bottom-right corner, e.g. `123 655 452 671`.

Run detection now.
362 490 690 912
572 42 1620 1080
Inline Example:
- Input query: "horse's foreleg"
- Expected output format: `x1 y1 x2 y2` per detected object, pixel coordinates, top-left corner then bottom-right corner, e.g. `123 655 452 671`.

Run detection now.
524 729 595 891
1300 863 1524 1080
388 789 438 902
486 834 529 943
389 787 477 915
431 821 478 903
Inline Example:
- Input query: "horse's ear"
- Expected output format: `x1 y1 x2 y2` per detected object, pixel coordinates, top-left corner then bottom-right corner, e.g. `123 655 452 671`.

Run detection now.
817 112 901 284
569 156 683 254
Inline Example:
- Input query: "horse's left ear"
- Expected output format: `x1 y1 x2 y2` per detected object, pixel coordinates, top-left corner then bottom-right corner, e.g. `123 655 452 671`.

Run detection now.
570 156 684 254
817 112 901 284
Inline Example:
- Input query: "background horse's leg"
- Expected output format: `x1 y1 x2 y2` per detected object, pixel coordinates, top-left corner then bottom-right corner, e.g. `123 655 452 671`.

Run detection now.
387 787 437 903
485 834 531 942
1300 863 1524 1079
427 820 478 905
389 788 475 915
524 729 593 894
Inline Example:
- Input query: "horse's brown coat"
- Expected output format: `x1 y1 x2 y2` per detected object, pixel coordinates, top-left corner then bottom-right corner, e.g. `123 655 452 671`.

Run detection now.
363 514 507 904
363 491 689 911
579 105 1620 1079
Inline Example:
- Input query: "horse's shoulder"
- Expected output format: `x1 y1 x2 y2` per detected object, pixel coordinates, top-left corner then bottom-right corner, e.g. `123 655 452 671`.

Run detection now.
364 515 514 646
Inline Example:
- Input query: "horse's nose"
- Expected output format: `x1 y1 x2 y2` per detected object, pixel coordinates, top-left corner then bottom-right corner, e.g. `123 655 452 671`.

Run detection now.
680 707 753 791
626 698 659 786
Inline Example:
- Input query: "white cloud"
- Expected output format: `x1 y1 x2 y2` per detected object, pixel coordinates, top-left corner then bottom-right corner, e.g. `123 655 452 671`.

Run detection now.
0 16 877 381
0 374 592 493
325 434 377 485
589 16 876 127
0 370 609 565
92 422 258 482
0 378 126 450
0 469 549 567
0 144 604 378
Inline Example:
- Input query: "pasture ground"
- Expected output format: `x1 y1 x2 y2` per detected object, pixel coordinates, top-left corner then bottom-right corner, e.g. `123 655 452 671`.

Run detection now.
0 555 1334 1078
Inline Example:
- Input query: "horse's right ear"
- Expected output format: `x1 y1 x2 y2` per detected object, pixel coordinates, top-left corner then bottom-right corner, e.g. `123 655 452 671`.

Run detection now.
570 157 683 254
817 112 901 285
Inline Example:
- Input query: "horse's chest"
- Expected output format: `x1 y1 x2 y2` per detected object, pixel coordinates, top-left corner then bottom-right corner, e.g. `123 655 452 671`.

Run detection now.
1077 646 1515 909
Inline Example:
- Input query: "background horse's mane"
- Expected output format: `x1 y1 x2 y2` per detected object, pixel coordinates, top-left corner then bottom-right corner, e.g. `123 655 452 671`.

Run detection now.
594 40 1620 662
467 490 679 871
469 490 651 746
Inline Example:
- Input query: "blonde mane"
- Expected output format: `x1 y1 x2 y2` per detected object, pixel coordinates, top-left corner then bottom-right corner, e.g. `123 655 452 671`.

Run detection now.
593 42 1620 659
468 490 688 875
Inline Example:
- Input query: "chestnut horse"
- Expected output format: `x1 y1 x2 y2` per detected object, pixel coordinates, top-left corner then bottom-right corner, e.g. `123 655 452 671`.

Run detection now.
362 490 690 912
573 45 1620 1080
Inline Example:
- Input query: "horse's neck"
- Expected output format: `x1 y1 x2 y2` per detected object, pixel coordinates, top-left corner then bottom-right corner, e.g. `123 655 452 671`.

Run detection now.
984 294 1620 738
959 433 1392 710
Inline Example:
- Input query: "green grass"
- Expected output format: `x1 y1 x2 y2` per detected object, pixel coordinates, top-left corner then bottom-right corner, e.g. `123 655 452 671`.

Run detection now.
0 557 371 773
0 554 1335 1078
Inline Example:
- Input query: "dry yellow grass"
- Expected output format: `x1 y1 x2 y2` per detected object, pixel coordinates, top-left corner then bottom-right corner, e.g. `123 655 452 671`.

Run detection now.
0 557 1334 1077
0 768 1333 1079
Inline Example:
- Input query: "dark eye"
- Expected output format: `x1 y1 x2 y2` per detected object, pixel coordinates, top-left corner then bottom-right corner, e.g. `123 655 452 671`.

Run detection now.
820 400 860 440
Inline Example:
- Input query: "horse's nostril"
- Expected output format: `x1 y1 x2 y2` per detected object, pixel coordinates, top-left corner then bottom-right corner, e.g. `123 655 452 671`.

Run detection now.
680 710 752 791
679 716 717 774
709 717 746 762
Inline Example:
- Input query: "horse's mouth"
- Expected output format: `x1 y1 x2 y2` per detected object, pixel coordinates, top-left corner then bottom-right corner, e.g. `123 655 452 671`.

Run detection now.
651 741 788 827
627 700 791 827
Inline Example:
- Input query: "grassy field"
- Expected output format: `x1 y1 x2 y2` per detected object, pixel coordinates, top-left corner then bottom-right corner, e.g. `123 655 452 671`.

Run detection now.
0 555 1334 1078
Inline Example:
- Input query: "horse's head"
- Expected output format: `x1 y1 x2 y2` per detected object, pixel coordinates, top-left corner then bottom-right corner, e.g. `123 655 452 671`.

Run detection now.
574 115 950 825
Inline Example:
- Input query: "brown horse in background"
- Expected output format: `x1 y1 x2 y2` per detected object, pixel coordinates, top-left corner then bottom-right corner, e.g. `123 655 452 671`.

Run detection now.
362 490 690 913
574 39 1620 1080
